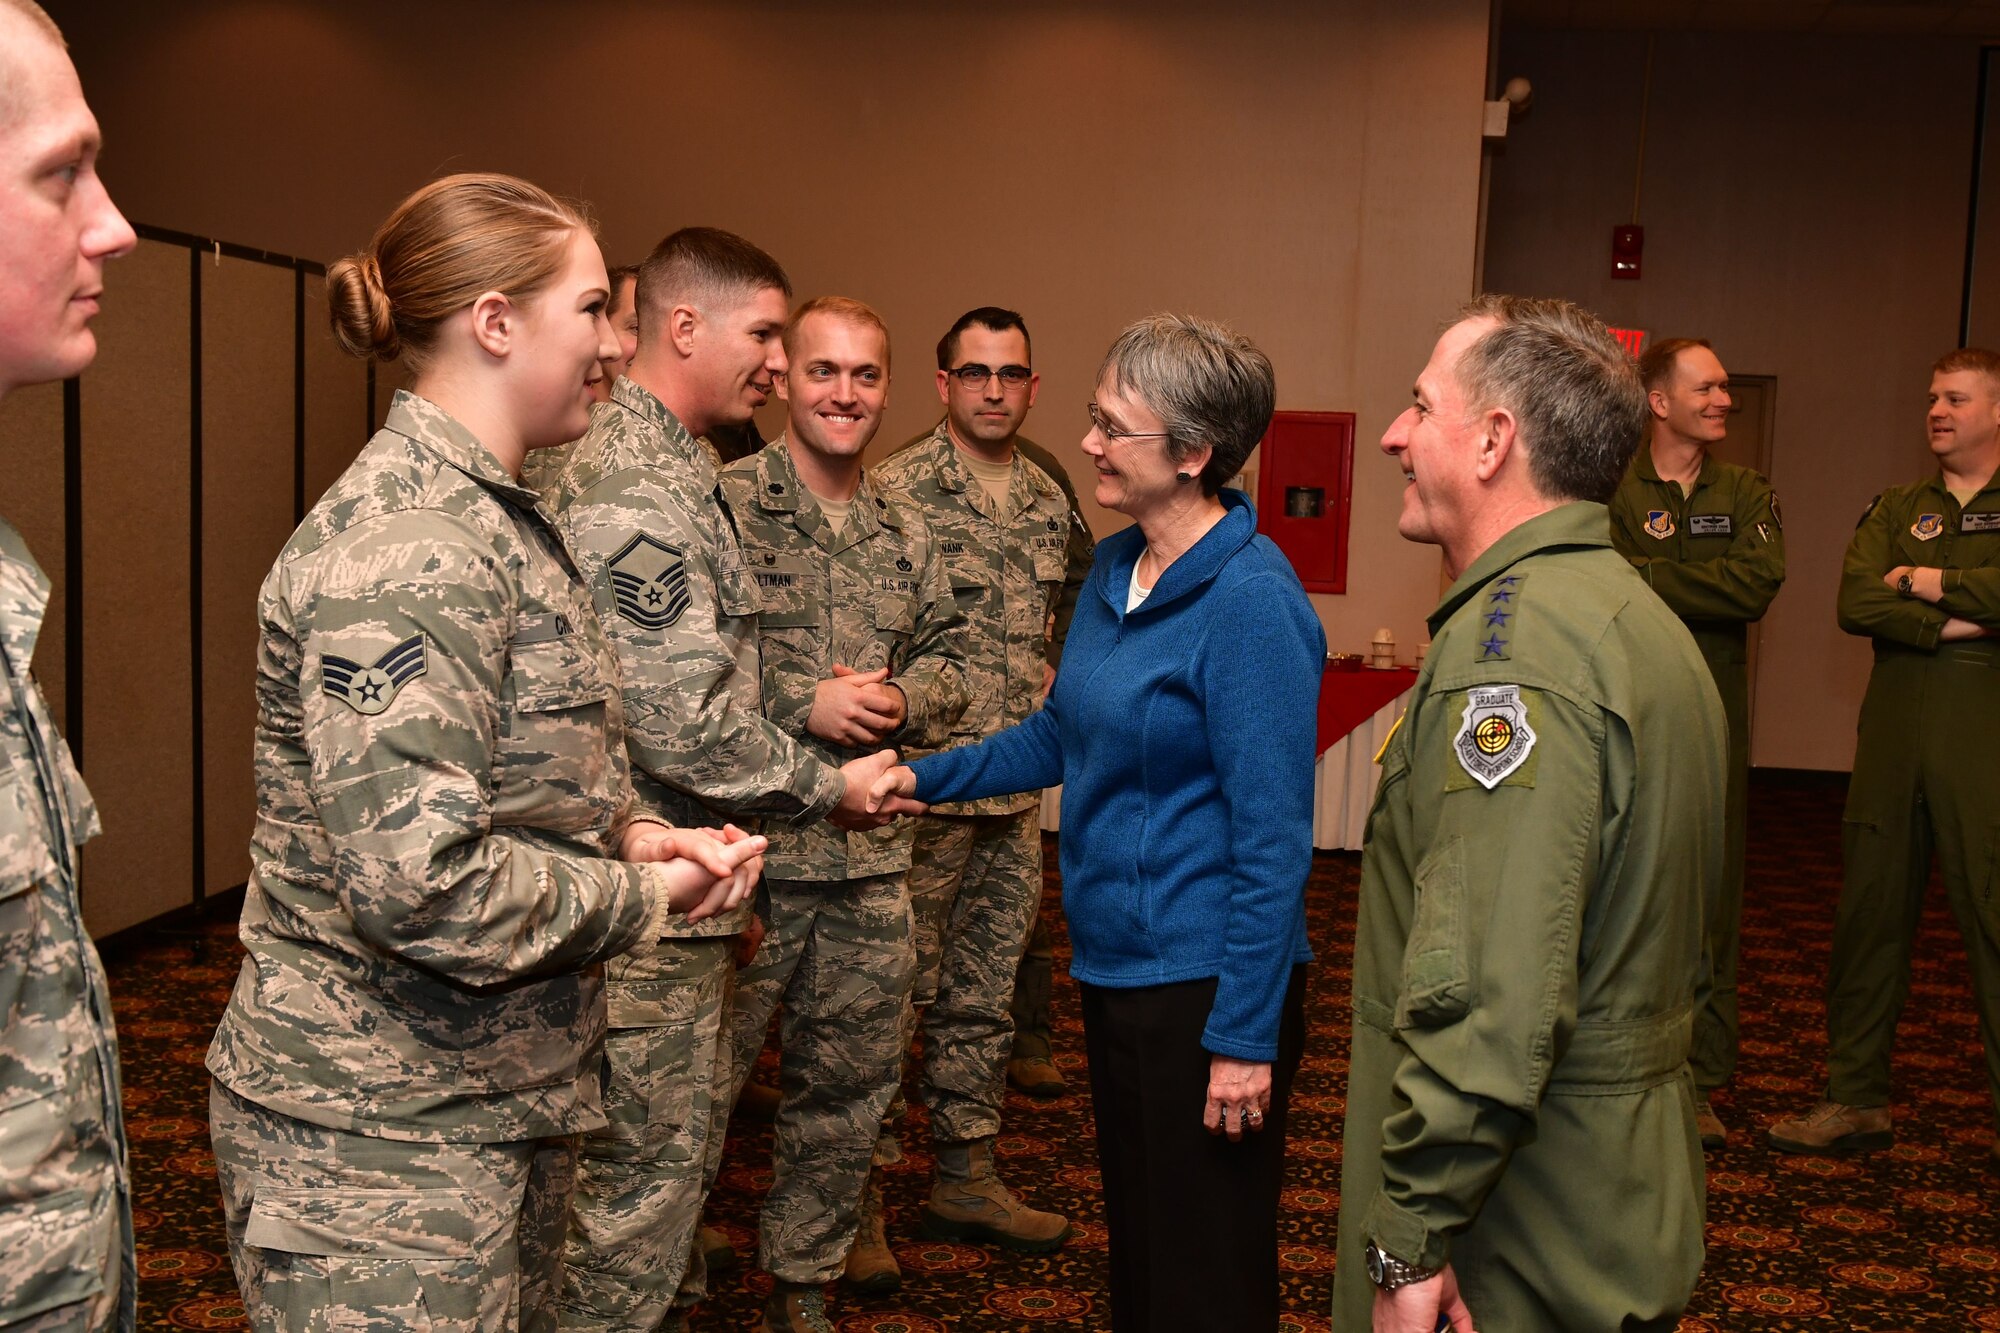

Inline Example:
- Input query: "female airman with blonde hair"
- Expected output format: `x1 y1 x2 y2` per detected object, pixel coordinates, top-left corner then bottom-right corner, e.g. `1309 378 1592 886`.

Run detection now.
205 172 764 1332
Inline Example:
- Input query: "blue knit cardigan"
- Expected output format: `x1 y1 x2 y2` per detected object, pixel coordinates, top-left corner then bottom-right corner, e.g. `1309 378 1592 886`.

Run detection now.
909 491 1323 1061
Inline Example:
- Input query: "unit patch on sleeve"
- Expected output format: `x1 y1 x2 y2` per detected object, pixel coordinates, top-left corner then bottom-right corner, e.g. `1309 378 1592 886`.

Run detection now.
1644 510 1676 539
1961 511 2000 533
1911 513 1945 542
1688 514 1733 537
608 533 691 630
1452 684 1536 790
322 634 427 716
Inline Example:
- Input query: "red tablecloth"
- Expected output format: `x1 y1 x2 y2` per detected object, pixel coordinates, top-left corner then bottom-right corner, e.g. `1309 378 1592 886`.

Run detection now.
1317 665 1419 756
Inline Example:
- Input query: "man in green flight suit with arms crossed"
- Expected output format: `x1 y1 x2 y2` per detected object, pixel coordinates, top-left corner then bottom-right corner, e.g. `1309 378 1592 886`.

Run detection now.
1335 296 1725 1331
1607 336 1785 1149
1767 347 2000 1166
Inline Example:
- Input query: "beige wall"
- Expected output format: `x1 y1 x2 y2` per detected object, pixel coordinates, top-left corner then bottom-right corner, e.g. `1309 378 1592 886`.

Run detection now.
61 0 1494 660
1484 28 1974 772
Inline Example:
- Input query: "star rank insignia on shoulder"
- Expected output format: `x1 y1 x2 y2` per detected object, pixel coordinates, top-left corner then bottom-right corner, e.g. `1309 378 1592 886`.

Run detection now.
1453 684 1536 790
322 635 427 716
608 533 692 630
1475 574 1520 661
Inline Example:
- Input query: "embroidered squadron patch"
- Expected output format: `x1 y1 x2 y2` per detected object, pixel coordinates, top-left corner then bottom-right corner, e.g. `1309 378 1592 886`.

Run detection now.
1911 513 1945 541
1644 510 1675 539
608 533 691 630
322 635 427 716
1453 685 1536 790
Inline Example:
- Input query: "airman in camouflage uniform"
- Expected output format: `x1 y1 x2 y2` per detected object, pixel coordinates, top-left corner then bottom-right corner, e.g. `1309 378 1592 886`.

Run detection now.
715 301 967 1331
1002 434 1094 1096
551 373 868 1332
0 6 137 1325
205 391 720 1333
858 311 1078 1284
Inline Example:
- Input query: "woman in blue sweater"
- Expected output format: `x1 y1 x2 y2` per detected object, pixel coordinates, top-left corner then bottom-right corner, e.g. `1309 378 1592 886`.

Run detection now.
871 314 1324 1332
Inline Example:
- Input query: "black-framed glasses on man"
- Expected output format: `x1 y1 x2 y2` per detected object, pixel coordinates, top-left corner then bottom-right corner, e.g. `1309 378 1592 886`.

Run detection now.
1088 402 1172 443
947 363 1034 391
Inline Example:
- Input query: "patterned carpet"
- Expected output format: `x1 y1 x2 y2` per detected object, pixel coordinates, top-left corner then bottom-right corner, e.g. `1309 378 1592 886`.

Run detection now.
106 773 1999 1330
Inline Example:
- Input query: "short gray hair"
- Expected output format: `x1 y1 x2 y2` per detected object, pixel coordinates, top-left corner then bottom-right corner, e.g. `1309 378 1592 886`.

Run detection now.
1098 313 1274 497
1452 295 1645 504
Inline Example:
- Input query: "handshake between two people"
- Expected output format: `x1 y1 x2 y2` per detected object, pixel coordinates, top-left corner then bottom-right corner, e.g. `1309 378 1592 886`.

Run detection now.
812 663 930 832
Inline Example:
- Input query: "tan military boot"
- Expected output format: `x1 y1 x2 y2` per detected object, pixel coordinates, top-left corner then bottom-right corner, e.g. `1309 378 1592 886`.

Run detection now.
1006 1054 1068 1100
1766 1100 1893 1155
842 1170 901 1294
1694 1094 1726 1149
760 1280 834 1333
697 1221 736 1272
922 1138 1071 1252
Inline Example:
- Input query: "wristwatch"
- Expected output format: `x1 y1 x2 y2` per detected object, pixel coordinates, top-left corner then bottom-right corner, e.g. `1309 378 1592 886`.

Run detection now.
1364 1240 1439 1291
1896 571 1915 597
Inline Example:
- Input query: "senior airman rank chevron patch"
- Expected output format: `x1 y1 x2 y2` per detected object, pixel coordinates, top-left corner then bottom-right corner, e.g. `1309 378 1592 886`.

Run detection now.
608 533 691 630
322 635 427 716
1453 684 1535 790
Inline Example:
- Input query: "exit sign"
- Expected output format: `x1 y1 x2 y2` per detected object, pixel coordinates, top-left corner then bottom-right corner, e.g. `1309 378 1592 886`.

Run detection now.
1608 327 1647 356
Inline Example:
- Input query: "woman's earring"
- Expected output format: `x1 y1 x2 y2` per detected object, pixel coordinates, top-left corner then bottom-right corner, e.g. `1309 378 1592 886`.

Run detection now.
1175 471 1193 483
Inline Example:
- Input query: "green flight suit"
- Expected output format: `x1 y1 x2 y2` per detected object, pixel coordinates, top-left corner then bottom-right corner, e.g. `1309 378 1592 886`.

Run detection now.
1608 453 1784 1092
1334 503 1723 1331
1824 474 2000 1128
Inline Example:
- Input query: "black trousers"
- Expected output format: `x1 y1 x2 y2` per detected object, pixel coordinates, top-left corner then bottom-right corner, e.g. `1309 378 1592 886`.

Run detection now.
1080 966 1308 1333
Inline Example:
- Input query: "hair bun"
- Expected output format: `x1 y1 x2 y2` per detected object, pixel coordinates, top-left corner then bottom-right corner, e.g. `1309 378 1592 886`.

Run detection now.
326 251 400 361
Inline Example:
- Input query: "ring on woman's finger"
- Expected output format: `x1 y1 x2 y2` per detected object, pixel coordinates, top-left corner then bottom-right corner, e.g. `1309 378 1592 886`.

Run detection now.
1246 1109 1265 1126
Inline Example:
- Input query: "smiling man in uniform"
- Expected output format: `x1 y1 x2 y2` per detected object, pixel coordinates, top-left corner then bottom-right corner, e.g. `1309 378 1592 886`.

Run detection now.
1606 337 1785 1149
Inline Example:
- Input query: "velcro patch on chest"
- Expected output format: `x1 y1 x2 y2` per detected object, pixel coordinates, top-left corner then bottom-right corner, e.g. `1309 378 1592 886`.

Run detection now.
608 533 691 630
1688 514 1733 537
1911 513 1945 541
322 634 427 716
1961 511 2000 533
1644 510 1675 539
1450 684 1537 791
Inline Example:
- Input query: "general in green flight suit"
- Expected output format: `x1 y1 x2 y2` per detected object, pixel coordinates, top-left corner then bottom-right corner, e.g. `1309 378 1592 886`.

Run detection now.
1606 337 1784 1148
1768 348 2000 1166
1336 298 1723 1332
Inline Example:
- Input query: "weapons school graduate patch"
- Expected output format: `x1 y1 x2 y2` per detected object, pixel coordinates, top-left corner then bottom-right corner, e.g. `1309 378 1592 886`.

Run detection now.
1911 513 1945 541
1452 684 1536 790
1644 510 1675 539
608 533 691 630
322 635 427 716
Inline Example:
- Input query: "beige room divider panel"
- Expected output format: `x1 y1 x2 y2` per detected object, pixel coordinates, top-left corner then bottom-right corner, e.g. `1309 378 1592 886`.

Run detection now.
199 256 297 900
79 238 195 939
21 226 372 943
303 274 369 512
0 381 69 732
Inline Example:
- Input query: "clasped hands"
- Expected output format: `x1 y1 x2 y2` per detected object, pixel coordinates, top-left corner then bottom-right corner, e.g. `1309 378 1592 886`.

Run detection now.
812 664 930 831
620 820 765 923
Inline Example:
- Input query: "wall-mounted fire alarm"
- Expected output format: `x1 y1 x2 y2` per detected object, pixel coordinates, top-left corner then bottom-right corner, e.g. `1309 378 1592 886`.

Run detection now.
1612 224 1644 280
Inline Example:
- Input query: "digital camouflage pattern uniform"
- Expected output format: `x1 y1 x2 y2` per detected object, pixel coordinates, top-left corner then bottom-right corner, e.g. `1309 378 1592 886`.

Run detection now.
871 426 1072 1144
0 519 132 1333
1608 453 1784 1094
891 428 1095 1068
715 437 966 1284
551 378 846 1329
205 392 672 1333
1821 474 2000 1128
1334 503 1722 1330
